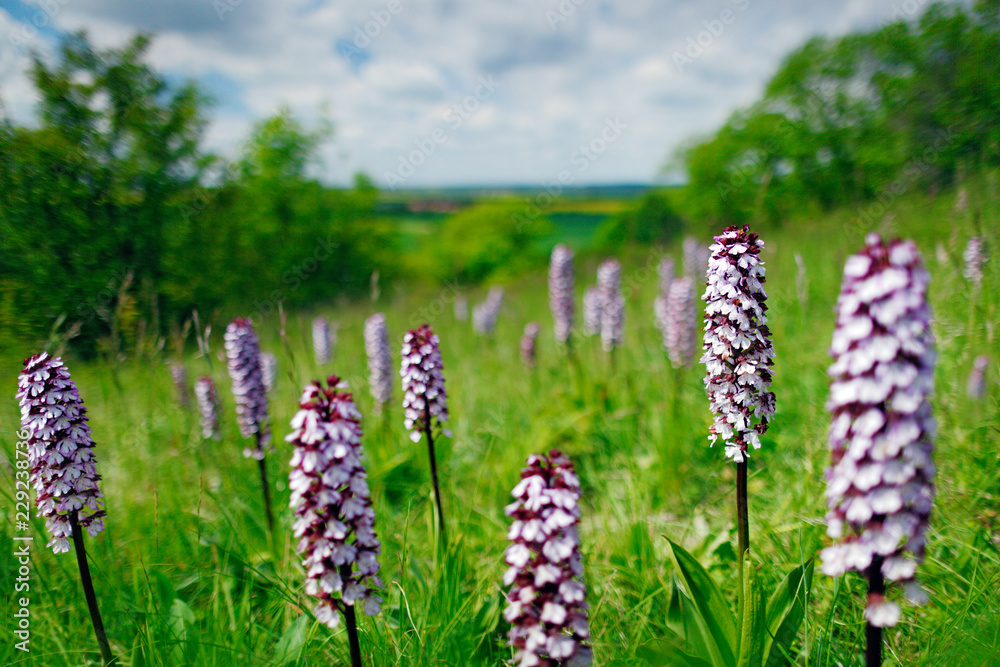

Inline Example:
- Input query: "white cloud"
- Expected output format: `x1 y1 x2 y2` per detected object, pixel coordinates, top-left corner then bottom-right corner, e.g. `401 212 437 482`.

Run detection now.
0 0 911 187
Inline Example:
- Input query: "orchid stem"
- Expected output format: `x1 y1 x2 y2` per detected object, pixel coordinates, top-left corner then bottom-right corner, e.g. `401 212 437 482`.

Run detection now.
70 513 117 666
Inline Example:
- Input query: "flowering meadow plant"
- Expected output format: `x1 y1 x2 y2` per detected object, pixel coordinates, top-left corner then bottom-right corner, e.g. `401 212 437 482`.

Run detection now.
701 225 776 463
401 324 451 444
549 245 575 345
401 324 452 539
286 376 383 631
821 234 936 630
596 259 623 353
504 451 591 667
663 276 696 368
224 318 272 458
17 353 117 664
313 316 332 365
582 287 602 337
364 313 393 412
194 376 222 440
17 353 106 553
522 322 541 368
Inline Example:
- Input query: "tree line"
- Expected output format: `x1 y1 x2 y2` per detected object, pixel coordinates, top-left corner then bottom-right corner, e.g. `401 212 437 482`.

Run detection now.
673 0 1000 226
0 33 397 358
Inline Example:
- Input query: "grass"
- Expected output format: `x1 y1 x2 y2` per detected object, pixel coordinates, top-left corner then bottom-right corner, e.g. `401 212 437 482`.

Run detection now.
0 186 998 666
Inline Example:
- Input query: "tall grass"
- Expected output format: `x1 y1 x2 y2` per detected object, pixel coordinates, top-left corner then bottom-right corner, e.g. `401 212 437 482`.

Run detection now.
0 186 997 665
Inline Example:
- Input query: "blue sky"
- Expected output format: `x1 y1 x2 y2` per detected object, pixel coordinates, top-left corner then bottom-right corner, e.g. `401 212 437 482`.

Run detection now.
0 0 931 188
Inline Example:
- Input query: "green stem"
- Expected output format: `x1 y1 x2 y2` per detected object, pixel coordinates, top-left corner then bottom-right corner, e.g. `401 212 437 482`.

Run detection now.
340 565 365 667
70 513 117 666
866 557 885 667
257 433 274 534
736 457 749 613
423 406 447 546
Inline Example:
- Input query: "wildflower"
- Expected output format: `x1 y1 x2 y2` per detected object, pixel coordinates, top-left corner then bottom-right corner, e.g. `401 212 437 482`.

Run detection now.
521 322 541 368
313 316 332 365
195 377 222 440
454 295 469 321
658 256 675 297
170 362 190 408
954 186 967 214
224 318 271 459
701 225 776 462
16 353 106 553
261 352 278 394
401 324 451 444
549 245 575 345
286 376 383 629
582 287 602 337
683 237 711 279
654 257 674 333
963 236 985 288
364 313 393 412
597 259 623 352
967 355 988 399
821 234 936 628
504 450 591 667
795 252 808 307
663 277 696 368
473 287 505 335
401 324 451 539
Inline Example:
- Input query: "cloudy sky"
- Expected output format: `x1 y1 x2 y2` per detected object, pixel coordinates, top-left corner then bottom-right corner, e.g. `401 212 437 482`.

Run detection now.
0 0 924 188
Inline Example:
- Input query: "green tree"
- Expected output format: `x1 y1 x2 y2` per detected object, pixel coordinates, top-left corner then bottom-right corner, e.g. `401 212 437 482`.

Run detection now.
0 32 210 355
595 190 685 249
433 201 554 283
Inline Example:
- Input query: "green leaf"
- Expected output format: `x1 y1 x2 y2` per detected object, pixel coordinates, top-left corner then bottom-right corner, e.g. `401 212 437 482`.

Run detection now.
670 581 713 663
272 614 309 666
665 577 687 640
737 555 766 667
763 559 814 667
666 538 737 667
167 597 199 665
637 637 714 667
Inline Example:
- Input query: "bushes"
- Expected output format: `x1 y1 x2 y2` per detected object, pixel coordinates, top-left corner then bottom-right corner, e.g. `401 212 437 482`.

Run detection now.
430 200 554 283
594 190 685 250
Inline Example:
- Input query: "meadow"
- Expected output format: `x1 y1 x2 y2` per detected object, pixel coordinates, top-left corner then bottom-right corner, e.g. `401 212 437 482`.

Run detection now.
1 186 998 667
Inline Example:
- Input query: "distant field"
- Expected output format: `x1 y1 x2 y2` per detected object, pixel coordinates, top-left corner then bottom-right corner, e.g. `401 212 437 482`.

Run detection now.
386 199 623 253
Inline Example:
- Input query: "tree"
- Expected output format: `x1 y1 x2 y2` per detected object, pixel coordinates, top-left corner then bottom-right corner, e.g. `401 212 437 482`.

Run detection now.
0 32 211 355
595 190 685 248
